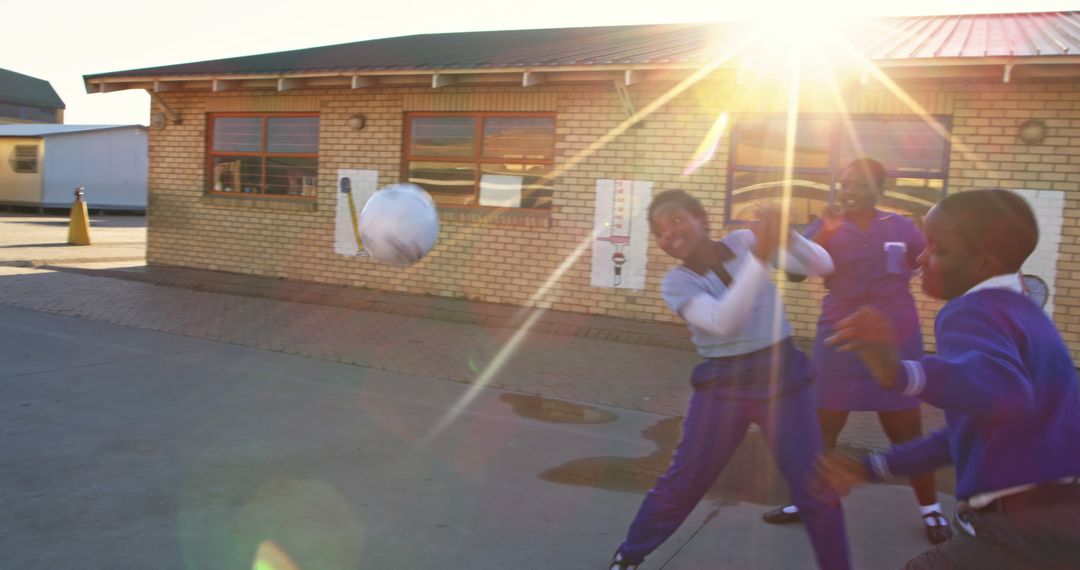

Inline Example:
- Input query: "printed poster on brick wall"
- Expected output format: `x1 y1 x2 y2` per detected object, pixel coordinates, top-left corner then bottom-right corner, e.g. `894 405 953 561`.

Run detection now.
1012 189 1063 318
591 179 652 289
334 169 378 256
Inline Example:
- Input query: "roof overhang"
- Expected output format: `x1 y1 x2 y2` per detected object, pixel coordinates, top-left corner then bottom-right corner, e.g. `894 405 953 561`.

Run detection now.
85 64 699 94
85 56 1080 95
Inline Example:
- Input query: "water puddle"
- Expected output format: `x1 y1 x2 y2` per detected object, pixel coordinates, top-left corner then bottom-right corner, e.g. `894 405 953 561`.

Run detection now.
499 394 617 424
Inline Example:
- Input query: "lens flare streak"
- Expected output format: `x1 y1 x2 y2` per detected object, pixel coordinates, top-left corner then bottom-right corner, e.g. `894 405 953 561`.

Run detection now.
418 232 597 448
412 20 970 447
682 111 729 177
413 34 767 446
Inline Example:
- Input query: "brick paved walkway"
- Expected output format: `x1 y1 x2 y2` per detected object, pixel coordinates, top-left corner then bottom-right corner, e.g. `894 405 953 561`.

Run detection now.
0 266 695 415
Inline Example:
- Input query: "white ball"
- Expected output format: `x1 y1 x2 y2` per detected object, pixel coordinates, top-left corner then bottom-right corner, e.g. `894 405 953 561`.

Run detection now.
358 183 440 266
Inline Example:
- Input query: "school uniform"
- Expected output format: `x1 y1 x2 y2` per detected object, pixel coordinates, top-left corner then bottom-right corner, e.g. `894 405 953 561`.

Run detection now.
616 230 850 570
863 274 1080 568
806 210 926 411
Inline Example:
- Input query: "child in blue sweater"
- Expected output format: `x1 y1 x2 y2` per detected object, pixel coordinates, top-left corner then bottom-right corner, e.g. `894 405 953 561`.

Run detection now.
820 189 1080 568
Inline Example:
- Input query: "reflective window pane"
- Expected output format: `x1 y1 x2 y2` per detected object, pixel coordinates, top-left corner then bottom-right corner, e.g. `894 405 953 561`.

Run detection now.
728 115 948 223
734 118 832 169
208 114 319 197
0 102 56 123
403 114 555 209
213 118 263 152
407 161 477 205
839 118 948 176
267 117 319 154
266 157 318 196
409 117 477 158
729 171 833 226
480 163 553 209
482 117 556 161
211 156 263 193
880 177 943 218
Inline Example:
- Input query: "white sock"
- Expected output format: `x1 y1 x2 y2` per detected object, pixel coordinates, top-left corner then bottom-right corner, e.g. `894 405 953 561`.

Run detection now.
782 505 799 514
920 502 944 526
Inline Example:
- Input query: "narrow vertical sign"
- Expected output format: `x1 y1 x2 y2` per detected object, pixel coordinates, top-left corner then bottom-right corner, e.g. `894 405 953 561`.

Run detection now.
591 179 651 289
335 169 378 256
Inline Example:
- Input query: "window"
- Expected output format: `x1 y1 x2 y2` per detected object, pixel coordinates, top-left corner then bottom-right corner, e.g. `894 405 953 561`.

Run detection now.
207 114 319 197
13 145 37 173
404 112 556 209
0 102 57 123
728 115 950 225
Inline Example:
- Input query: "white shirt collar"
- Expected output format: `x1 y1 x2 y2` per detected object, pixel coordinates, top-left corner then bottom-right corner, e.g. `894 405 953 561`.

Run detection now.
964 273 1023 296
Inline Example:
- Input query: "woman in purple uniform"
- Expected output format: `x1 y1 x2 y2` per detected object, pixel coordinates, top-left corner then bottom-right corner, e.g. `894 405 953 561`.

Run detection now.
763 158 951 544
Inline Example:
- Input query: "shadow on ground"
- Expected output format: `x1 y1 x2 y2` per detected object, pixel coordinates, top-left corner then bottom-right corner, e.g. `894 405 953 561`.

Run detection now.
531 408 957 507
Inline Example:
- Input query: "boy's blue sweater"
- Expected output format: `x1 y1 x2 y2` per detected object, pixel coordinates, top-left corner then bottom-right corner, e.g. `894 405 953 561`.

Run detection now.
875 288 1080 500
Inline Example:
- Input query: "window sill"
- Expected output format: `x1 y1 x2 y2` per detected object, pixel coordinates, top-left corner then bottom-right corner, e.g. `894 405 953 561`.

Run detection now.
438 205 551 228
200 193 317 212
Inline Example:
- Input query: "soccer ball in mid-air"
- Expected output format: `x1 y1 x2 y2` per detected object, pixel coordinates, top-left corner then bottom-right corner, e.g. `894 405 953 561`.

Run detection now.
358 183 440 266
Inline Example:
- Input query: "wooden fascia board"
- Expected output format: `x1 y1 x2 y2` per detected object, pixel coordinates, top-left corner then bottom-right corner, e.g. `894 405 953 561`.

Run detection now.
351 75 377 88
84 64 693 89
431 73 456 88
277 77 303 91
522 71 544 87
212 79 239 92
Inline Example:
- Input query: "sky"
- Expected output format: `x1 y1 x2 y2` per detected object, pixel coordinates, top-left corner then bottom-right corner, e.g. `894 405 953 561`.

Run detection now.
3 0 1074 125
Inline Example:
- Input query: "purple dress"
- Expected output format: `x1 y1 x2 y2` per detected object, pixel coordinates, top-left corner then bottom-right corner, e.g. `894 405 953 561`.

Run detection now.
807 210 926 411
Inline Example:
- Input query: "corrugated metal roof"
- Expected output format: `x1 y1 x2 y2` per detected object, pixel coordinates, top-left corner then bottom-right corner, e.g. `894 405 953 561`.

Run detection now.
86 24 720 79
0 68 65 109
0 124 144 137
848 12 1080 59
84 11 1080 81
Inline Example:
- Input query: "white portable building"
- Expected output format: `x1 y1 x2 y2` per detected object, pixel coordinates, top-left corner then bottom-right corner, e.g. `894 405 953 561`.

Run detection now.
0 124 147 210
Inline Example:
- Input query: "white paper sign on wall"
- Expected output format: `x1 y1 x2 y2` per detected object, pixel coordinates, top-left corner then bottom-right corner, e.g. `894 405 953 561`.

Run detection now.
1012 189 1064 318
335 169 378 256
591 179 652 289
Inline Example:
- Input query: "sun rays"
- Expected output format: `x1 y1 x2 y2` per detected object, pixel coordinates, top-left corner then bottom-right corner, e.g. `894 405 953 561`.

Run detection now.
418 16 959 445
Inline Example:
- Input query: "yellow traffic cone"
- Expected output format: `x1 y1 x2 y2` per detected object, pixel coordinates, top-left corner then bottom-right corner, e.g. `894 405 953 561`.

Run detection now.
68 187 91 245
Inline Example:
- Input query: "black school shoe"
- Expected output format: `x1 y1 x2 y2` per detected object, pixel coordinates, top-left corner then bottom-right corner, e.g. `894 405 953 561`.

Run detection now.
608 551 640 569
923 511 953 544
762 505 802 524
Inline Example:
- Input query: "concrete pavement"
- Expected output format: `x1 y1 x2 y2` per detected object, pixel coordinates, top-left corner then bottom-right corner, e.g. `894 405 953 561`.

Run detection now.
0 212 146 267
0 213 945 450
0 213 957 568
0 305 950 569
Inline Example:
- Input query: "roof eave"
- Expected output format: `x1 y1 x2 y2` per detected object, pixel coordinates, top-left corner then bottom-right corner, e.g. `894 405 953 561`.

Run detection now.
84 63 701 94
84 56 1080 94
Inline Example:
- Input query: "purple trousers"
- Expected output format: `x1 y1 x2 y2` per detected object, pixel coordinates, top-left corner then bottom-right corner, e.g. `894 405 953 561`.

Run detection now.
618 382 850 569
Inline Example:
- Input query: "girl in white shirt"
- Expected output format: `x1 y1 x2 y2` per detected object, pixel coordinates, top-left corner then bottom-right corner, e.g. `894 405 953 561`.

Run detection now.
608 190 849 570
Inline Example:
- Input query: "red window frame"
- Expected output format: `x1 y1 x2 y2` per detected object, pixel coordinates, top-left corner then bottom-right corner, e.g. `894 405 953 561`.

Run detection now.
402 111 556 209
206 112 319 199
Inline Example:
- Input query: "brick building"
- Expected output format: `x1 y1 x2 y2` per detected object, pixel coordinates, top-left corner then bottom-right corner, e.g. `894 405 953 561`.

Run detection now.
84 12 1080 356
